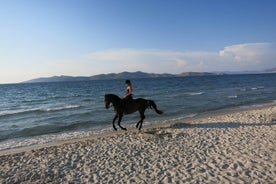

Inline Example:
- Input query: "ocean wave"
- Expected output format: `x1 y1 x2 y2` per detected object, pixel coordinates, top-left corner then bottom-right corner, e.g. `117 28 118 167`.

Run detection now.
3 120 93 141
0 105 80 118
239 86 265 91
0 126 112 151
251 86 264 90
171 114 198 120
0 108 41 118
44 105 80 112
186 92 204 96
228 95 238 98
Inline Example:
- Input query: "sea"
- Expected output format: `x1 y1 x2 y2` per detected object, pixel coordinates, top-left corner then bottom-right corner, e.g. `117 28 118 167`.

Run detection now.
0 73 275 151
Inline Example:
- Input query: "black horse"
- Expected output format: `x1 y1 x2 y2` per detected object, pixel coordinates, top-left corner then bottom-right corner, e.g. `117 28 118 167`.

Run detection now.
104 94 163 131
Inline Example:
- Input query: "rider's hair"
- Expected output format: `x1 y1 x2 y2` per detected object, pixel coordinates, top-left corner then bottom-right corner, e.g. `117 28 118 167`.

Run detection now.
125 80 131 84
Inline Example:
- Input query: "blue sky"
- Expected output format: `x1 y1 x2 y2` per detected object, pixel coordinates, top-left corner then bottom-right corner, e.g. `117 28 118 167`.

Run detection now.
0 0 276 83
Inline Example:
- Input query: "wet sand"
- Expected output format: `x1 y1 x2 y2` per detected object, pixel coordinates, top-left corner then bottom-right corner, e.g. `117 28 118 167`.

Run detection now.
0 106 275 183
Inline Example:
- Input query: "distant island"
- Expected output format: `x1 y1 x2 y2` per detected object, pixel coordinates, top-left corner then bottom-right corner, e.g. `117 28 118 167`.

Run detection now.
23 68 276 83
22 71 223 83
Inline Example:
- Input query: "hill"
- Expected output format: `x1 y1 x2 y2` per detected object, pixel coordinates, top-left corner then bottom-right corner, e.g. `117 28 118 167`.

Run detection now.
23 71 222 83
23 71 173 83
89 71 174 80
177 72 224 77
22 68 276 83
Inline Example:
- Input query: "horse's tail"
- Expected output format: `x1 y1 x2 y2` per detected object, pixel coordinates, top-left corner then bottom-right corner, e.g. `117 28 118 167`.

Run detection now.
147 100 163 114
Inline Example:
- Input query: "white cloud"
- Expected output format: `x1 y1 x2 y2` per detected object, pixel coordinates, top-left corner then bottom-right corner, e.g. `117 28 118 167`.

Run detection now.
84 49 186 73
176 59 187 67
83 43 276 73
219 43 270 63
217 43 275 70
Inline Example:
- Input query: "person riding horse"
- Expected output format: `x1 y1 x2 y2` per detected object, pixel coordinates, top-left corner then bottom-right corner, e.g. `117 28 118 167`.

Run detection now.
104 80 162 131
123 79 133 114
104 94 163 130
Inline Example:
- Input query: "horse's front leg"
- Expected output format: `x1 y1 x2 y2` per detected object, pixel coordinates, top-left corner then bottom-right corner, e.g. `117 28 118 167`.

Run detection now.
112 114 118 131
118 114 127 131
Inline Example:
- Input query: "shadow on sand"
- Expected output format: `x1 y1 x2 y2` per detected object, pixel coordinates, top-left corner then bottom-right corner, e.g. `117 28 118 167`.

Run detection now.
169 121 276 129
144 121 276 136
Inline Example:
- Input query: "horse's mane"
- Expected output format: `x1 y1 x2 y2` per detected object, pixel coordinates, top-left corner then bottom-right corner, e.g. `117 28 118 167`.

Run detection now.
105 94 122 100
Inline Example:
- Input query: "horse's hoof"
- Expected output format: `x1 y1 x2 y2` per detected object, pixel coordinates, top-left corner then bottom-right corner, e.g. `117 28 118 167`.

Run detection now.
122 128 127 131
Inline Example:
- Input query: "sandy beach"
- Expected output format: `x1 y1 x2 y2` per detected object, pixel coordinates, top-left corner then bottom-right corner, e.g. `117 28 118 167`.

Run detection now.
0 106 275 183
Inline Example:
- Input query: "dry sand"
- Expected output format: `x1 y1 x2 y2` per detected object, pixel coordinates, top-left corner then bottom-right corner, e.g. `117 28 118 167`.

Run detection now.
0 106 275 183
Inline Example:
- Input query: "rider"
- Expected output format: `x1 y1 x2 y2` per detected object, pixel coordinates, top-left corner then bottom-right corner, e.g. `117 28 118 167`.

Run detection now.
123 79 133 114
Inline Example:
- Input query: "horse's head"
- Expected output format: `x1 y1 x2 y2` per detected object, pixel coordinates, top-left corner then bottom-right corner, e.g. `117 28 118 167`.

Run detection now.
104 94 111 109
104 94 121 109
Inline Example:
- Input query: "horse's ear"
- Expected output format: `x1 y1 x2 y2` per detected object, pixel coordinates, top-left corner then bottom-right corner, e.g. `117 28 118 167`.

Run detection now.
104 94 110 99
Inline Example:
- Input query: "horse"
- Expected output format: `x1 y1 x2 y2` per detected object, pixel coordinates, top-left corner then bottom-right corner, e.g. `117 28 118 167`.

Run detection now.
104 94 163 131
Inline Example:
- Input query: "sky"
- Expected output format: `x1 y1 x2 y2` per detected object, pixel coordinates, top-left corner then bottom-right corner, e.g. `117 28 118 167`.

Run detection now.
0 0 276 83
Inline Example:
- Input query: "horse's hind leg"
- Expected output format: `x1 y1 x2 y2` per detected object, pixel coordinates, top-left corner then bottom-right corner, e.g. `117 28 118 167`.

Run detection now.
137 111 145 130
118 115 127 131
136 120 142 129
138 118 145 130
112 115 118 131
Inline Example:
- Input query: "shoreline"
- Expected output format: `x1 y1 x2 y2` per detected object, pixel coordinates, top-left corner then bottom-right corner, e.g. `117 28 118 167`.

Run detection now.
0 102 275 156
1 102 275 156
1 105 275 183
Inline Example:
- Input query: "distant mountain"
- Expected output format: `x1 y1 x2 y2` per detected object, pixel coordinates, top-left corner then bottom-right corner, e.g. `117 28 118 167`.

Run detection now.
89 71 174 80
23 71 174 83
262 67 276 73
22 71 223 83
22 68 276 83
223 67 276 75
177 72 224 77
23 76 90 83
